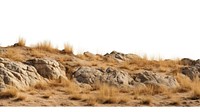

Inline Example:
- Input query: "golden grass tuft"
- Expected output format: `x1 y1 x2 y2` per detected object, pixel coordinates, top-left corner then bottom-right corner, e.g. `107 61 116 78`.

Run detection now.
33 41 55 52
16 37 26 46
96 84 121 104
131 85 167 96
176 73 192 91
140 96 153 105
176 74 200 99
42 93 52 99
0 49 25 62
69 94 82 100
190 78 200 99
0 87 18 99
63 43 73 54
13 94 26 101
34 81 48 90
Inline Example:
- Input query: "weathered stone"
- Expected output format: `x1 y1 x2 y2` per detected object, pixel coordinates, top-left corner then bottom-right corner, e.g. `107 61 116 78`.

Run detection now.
26 58 65 80
104 67 132 86
104 51 141 61
181 58 196 66
72 66 104 84
134 71 179 88
0 58 43 90
181 67 200 80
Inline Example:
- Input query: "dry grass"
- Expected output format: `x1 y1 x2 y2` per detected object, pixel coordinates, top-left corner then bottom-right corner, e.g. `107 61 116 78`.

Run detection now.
34 82 48 90
96 84 128 104
117 55 180 73
0 87 18 99
41 93 52 99
169 96 181 106
131 85 167 96
49 78 80 94
16 37 26 46
190 78 200 99
69 94 82 100
33 78 79 94
176 74 192 91
13 94 26 101
85 96 97 106
29 49 46 58
176 74 200 99
140 96 153 105
0 48 25 61
33 41 55 52
63 43 73 54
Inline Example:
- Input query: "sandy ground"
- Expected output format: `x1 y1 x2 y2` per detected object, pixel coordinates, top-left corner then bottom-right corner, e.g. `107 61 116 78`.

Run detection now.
0 84 200 107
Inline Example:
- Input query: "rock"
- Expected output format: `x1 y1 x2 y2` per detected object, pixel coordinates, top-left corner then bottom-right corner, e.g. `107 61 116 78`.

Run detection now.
104 67 133 86
73 67 133 87
134 71 179 88
195 59 200 65
73 66 179 88
72 66 104 84
181 66 200 80
181 58 196 66
104 51 141 61
0 58 43 90
26 58 66 80
83 52 95 58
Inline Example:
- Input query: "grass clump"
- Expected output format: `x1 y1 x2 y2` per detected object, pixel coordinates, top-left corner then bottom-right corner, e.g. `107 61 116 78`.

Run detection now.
34 41 55 52
0 87 18 99
63 43 73 54
14 37 26 47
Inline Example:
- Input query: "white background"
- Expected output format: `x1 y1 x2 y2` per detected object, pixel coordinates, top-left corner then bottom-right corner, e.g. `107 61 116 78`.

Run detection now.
0 0 200 59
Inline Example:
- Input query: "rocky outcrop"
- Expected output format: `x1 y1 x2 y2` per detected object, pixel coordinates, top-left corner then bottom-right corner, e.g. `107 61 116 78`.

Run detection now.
72 67 132 87
72 66 104 84
0 58 43 90
72 66 179 88
180 58 200 80
26 58 66 80
181 58 196 66
104 67 132 86
181 66 200 80
133 71 179 88
104 51 140 61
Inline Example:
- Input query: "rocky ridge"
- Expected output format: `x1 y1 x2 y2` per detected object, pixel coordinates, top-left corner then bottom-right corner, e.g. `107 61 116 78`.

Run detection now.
0 50 198 91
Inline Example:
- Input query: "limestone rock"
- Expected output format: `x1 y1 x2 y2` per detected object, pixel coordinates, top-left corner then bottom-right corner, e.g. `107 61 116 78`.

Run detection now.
0 58 43 90
72 66 104 84
104 51 141 61
181 66 200 80
26 58 66 80
104 67 132 86
134 71 179 88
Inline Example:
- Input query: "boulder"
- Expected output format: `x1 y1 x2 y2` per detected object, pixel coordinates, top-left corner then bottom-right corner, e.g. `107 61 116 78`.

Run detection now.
180 58 196 66
72 66 104 84
181 66 200 80
73 66 179 88
104 67 132 86
104 51 141 61
0 58 43 90
26 58 66 80
133 71 179 88
73 67 134 87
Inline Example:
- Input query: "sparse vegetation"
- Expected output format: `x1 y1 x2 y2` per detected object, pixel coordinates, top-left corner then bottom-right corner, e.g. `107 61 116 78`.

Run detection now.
33 41 55 52
14 94 26 101
0 39 199 106
0 87 18 99
16 37 26 46
34 82 48 90
69 94 82 100
140 96 153 105
63 43 73 54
